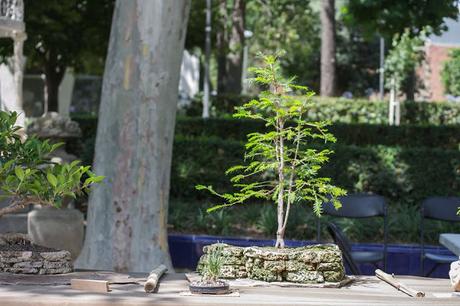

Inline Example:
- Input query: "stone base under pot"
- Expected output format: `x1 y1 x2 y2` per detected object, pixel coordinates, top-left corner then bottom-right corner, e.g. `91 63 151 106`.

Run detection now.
197 243 345 283
0 234 73 274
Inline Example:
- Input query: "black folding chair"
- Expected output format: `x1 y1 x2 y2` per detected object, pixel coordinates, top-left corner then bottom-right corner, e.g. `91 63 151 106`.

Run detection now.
420 196 460 277
317 194 388 274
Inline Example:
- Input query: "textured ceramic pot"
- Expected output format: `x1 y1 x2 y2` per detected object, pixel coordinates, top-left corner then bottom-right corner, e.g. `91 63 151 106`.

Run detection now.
28 207 84 261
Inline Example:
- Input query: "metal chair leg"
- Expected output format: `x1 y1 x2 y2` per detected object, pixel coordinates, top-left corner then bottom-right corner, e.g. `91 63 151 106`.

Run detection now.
425 263 440 277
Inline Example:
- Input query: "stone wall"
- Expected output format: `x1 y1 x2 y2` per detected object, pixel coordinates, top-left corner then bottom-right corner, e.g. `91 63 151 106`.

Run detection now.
0 234 73 274
198 244 345 283
0 250 73 274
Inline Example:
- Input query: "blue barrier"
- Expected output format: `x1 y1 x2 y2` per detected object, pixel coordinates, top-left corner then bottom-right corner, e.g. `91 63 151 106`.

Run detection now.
168 234 456 278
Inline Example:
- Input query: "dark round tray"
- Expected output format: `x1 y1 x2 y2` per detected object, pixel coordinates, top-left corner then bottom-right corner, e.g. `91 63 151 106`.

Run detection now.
189 282 230 295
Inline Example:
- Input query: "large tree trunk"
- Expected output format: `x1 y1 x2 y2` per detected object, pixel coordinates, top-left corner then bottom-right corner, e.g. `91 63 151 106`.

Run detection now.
216 0 229 95
218 0 245 95
75 0 191 272
44 50 65 113
320 0 336 97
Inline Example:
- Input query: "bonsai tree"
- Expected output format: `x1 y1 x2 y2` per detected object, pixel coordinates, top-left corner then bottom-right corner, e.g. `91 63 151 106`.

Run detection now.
0 111 103 216
197 54 346 248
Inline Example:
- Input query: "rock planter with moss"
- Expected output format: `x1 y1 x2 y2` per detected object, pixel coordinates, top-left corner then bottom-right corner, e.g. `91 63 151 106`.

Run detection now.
198 243 345 284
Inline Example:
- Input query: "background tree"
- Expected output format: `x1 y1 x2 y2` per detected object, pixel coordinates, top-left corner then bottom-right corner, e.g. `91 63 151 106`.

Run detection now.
216 0 246 95
247 0 320 91
384 29 426 98
24 0 114 112
320 0 337 97
343 0 459 39
76 0 191 272
442 49 460 97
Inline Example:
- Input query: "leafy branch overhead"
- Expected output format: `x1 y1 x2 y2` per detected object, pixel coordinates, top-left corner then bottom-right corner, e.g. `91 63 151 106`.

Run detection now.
197 54 346 248
0 111 103 216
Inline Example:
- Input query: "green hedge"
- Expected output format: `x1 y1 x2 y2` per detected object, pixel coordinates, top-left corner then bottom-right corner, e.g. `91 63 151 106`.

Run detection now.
71 116 460 153
185 95 460 125
67 115 460 243
170 137 460 243
69 118 460 205
171 137 460 204
175 117 460 150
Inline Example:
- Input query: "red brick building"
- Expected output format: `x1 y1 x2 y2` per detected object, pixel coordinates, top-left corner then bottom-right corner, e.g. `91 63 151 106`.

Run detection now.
419 19 460 101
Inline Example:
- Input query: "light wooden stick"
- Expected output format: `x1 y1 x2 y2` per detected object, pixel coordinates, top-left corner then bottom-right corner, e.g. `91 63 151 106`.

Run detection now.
71 279 109 293
144 264 168 293
375 269 425 298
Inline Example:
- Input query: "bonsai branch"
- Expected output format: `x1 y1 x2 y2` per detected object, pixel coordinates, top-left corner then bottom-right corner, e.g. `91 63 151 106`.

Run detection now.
0 197 51 217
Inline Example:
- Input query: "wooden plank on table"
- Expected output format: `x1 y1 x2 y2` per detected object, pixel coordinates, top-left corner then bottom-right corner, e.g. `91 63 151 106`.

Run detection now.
71 279 110 293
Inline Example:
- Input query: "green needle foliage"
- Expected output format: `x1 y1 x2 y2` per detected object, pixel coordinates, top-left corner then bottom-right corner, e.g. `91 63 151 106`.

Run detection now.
197 54 346 248
0 111 103 216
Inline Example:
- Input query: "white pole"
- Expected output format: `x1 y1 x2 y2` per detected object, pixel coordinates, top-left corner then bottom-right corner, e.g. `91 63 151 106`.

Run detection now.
202 0 211 119
379 37 385 100
241 30 253 94
389 77 395 125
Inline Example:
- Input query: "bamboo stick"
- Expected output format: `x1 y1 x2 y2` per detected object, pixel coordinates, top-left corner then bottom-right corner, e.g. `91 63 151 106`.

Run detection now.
144 264 168 293
375 269 425 298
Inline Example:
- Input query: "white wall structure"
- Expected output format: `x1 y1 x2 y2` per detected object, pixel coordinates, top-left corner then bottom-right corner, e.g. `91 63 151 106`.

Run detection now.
0 62 24 126
58 68 76 117
178 50 200 108
0 0 26 126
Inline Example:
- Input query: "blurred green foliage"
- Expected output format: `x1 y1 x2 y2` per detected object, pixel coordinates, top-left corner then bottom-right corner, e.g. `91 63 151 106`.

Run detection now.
67 111 460 244
442 49 460 97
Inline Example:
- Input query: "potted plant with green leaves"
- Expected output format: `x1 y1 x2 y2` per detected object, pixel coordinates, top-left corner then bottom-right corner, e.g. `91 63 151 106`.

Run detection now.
196 54 347 284
190 244 230 294
0 111 103 266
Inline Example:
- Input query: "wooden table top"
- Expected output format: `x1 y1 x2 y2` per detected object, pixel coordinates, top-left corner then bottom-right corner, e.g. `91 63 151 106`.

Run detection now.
0 273 459 306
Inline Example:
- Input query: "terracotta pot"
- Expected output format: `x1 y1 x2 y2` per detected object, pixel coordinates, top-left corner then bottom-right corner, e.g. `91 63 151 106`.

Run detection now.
28 207 84 261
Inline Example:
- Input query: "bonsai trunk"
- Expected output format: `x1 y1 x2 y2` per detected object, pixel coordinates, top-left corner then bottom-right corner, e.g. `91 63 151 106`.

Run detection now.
275 119 286 248
0 198 51 217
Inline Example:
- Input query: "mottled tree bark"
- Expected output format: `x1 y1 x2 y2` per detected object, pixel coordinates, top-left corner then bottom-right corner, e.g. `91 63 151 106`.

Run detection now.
76 0 190 273
320 0 336 97
43 55 65 113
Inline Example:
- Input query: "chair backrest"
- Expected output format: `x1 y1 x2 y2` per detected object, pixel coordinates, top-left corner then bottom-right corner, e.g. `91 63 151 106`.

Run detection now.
422 197 460 222
322 194 386 218
327 222 360 275
420 196 460 276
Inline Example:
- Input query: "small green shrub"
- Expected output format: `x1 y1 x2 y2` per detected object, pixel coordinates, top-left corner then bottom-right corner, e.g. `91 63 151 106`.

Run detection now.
0 111 103 216
201 244 224 282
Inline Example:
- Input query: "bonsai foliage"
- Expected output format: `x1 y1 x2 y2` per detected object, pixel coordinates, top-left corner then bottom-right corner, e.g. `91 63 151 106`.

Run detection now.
0 111 103 216
197 54 346 248
442 49 460 97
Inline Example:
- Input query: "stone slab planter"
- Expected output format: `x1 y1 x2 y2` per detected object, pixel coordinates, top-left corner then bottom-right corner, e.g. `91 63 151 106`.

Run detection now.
28 207 84 261
197 243 345 284
0 234 72 274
